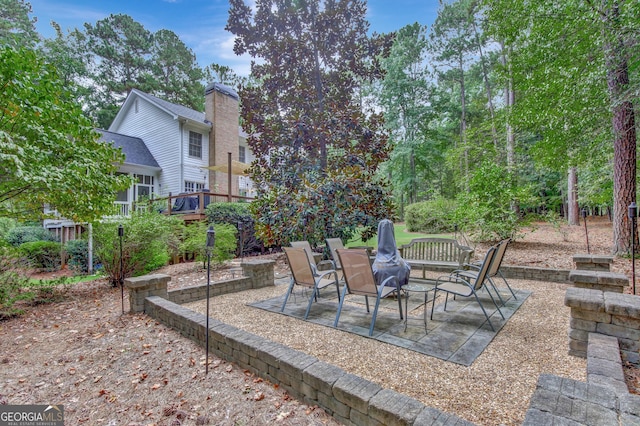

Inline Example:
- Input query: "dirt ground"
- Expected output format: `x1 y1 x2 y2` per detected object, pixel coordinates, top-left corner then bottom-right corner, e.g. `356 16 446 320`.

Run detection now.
1 217 638 425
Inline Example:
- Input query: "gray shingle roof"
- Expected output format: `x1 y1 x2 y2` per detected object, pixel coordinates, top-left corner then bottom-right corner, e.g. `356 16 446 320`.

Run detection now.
131 89 208 126
97 129 160 168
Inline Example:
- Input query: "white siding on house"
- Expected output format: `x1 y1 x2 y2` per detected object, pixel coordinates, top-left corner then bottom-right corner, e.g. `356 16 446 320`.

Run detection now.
110 94 206 196
182 125 209 192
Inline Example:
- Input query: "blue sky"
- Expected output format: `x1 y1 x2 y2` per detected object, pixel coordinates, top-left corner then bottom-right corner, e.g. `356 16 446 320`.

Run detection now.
29 0 439 76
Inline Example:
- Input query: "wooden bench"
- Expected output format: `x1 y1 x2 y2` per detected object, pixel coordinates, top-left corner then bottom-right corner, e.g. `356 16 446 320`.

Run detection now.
398 237 474 278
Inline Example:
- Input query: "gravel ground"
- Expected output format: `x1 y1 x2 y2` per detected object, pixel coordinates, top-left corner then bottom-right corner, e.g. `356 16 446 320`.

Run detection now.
1 218 634 426
185 275 585 426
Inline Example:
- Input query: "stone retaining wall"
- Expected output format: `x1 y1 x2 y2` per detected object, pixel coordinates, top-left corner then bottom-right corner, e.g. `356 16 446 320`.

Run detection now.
524 332 640 425
127 259 474 426
564 287 640 363
143 295 473 426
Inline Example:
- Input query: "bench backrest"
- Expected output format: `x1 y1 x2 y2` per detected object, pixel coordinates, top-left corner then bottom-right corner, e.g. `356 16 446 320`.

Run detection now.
399 237 473 266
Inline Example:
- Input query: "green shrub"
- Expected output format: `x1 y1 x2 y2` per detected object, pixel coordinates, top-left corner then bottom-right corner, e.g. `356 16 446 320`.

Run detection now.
205 202 264 255
19 241 62 271
64 239 91 273
404 198 457 234
180 221 237 265
0 218 17 244
6 226 59 246
454 161 535 242
93 210 183 285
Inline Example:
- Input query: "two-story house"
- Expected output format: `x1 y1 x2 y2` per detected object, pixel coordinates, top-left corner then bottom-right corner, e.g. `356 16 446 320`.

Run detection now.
44 83 254 241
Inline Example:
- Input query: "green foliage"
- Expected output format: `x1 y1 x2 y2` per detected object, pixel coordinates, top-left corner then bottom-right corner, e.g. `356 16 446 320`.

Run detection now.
227 0 396 249
0 243 72 318
251 171 397 248
0 0 39 48
179 221 237 265
0 217 17 244
84 14 154 128
0 45 132 222
93 210 183 285
454 162 533 242
6 226 58 246
84 15 205 127
378 23 438 208
404 198 457 234
64 239 90 273
205 202 262 255
19 241 62 271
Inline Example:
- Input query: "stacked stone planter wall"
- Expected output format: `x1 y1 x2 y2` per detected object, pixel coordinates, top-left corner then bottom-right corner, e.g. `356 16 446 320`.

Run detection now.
126 259 473 426
523 253 640 425
565 287 640 363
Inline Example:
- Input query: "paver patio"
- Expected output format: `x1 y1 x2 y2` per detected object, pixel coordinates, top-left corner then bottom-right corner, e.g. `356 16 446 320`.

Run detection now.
249 278 530 366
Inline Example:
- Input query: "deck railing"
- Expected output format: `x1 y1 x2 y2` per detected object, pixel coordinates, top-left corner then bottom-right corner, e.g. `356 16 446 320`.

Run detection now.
113 191 254 218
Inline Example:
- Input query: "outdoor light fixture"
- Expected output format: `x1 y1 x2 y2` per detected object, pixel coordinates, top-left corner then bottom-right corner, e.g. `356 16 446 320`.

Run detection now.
237 221 244 263
582 208 590 254
205 224 216 375
118 224 124 314
629 202 637 295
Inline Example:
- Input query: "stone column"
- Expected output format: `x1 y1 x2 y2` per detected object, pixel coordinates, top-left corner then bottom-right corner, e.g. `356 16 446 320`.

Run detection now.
241 259 275 289
124 274 171 313
573 254 614 271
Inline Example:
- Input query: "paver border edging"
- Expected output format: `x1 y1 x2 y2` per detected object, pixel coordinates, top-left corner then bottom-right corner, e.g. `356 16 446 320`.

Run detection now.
142 294 475 426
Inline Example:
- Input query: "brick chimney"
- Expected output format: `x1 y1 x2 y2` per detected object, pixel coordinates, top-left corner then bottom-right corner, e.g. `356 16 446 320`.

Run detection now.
204 83 240 197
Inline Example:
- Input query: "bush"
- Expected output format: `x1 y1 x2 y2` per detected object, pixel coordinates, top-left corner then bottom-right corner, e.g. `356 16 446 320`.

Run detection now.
205 202 264 256
180 221 238 265
93 210 183 285
0 218 17 244
6 226 59 246
454 161 535 242
19 241 62 271
404 198 457 234
65 239 91 273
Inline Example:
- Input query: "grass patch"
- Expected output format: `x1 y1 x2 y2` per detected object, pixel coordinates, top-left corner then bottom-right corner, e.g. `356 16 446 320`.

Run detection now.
346 223 452 249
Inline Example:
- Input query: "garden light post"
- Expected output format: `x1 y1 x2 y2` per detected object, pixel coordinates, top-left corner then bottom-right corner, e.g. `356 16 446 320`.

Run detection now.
629 202 637 295
238 221 244 264
582 209 590 254
118 224 124 314
205 224 216 375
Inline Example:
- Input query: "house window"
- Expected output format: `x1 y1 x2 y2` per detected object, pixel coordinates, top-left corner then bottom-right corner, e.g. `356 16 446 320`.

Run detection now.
239 146 246 163
189 131 202 158
134 174 154 200
184 181 204 193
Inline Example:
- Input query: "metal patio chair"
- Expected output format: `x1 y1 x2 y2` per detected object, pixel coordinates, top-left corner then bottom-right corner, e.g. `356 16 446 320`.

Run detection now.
430 245 503 331
281 247 340 319
334 248 404 336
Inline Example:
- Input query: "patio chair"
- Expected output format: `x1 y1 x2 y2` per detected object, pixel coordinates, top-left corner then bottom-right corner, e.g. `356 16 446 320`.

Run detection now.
430 245 503 331
281 247 340 319
334 248 404 336
325 237 345 277
290 241 335 275
463 238 516 302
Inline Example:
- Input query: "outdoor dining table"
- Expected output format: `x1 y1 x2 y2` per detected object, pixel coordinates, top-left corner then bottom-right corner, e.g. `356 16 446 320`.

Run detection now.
403 280 437 332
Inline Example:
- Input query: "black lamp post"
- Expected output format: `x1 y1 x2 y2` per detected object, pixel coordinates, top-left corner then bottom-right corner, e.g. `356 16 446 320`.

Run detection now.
205 224 216 375
118 224 124 314
237 221 244 263
629 202 637 295
582 208 590 254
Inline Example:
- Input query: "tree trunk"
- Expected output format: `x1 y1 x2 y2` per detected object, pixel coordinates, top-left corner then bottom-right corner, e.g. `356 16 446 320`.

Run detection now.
567 166 580 226
459 55 469 192
602 1 637 254
472 19 498 148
